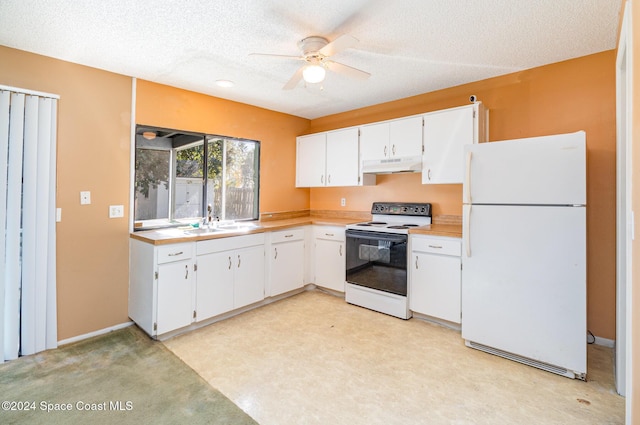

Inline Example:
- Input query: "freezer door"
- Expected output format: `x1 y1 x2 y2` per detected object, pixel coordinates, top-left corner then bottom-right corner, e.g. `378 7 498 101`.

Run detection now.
461 204 586 374
463 131 586 205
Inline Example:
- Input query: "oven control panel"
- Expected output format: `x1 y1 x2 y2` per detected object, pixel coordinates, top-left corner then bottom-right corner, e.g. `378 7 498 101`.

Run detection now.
370 202 432 217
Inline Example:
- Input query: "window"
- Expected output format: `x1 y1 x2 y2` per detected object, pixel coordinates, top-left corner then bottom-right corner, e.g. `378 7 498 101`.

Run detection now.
134 126 259 229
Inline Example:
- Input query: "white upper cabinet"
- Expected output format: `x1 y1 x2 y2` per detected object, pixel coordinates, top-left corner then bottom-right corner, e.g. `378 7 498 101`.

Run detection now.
325 128 360 186
361 115 423 162
296 133 326 187
389 116 424 158
422 103 487 184
296 127 370 187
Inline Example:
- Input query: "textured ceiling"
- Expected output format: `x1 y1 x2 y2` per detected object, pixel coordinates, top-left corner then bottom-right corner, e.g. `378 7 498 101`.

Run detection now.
0 0 623 119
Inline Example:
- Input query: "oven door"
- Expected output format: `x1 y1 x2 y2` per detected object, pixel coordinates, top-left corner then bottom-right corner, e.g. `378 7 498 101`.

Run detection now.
345 229 408 296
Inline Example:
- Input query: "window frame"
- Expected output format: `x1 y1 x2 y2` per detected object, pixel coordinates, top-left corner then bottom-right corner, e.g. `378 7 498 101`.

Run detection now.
133 124 260 230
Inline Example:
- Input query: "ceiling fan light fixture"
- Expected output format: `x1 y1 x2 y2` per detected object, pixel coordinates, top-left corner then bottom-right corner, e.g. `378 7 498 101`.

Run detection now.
302 64 326 84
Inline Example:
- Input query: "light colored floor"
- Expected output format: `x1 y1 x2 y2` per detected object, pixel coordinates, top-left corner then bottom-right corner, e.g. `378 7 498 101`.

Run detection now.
163 290 624 425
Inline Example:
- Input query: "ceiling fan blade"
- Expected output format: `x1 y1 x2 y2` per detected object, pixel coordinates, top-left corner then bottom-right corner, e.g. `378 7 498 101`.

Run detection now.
325 60 370 80
319 34 359 57
283 66 305 90
249 53 305 61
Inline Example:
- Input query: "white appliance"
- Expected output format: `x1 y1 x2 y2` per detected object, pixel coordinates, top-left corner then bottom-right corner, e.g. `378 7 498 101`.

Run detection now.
361 155 422 174
345 202 432 319
461 131 587 380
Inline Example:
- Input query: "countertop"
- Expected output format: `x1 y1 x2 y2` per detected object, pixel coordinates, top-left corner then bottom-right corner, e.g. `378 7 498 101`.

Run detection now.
410 223 463 238
130 215 462 245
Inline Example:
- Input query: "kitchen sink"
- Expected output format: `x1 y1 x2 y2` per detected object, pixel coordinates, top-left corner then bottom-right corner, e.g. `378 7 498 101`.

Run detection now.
183 227 222 235
216 222 260 231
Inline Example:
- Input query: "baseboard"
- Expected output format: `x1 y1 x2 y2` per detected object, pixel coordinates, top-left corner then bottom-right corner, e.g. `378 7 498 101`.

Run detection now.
58 321 134 346
593 336 615 348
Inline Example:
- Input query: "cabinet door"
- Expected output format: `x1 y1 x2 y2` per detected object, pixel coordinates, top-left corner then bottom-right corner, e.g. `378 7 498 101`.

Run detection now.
234 245 265 308
360 122 389 161
410 252 461 323
270 240 304 296
389 116 423 158
296 133 327 187
196 252 234 321
326 128 360 186
157 260 194 334
315 239 345 292
422 105 474 184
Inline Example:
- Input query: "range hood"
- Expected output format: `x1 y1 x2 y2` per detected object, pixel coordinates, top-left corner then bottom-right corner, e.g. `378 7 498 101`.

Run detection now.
362 155 422 174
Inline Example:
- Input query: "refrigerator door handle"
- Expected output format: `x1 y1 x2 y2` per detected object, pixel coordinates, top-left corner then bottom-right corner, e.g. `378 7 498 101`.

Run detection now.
464 151 472 204
464 204 472 257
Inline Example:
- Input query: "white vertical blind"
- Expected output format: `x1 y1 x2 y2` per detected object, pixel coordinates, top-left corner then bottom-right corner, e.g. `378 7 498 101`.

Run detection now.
45 99 58 350
1 89 58 362
4 92 25 362
0 91 9 362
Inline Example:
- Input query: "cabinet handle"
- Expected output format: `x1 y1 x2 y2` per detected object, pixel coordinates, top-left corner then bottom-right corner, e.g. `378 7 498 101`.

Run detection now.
339 244 343 256
274 247 278 260
427 169 431 181
428 244 442 249
168 251 183 257
284 234 294 238
392 144 396 156
328 174 331 184
228 256 232 270
237 254 241 268
185 264 189 279
415 255 419 269
321 174 324 184
384 145 387 157
325 233 334 237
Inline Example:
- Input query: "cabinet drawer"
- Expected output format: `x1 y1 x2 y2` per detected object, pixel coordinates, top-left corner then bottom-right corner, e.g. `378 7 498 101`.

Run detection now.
157 243 193 264
271 228 305 244
411 236 460 256
314 226 345 242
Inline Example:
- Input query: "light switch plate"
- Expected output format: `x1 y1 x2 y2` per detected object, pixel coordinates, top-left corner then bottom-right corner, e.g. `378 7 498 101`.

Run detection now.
109 205 124 218
80 191 91 205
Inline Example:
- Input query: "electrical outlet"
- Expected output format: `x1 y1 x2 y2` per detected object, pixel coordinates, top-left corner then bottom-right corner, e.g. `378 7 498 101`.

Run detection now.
109 205 124 218
80 191 91 205
341 198 346 207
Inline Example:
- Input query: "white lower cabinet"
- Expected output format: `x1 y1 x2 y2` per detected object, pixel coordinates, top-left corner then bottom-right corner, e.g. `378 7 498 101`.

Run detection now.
313 226 346 292
195 251 234 321
129 239 196 338
268 228 306 297
196 233 265 322
156 258 195 334
410 235 462 324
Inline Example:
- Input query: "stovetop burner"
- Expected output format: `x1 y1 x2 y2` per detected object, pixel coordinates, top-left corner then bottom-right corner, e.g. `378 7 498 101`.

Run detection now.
346 202 433 235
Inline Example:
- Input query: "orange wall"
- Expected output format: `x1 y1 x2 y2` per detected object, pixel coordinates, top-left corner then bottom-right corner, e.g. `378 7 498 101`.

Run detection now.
135 80 310 214
0 46 132 340
309 52 618 340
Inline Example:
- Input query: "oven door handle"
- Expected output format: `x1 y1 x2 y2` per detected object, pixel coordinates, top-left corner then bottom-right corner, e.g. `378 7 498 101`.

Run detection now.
345 230 407 243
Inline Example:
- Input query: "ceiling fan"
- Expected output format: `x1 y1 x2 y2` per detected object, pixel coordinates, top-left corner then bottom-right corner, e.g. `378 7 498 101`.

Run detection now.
250 34 371 90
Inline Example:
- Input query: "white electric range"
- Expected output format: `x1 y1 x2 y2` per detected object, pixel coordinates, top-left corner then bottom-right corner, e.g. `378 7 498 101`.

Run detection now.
345 202 432 319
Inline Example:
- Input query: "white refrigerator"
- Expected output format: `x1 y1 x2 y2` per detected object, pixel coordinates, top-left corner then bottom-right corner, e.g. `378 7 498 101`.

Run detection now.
461 131 587 380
